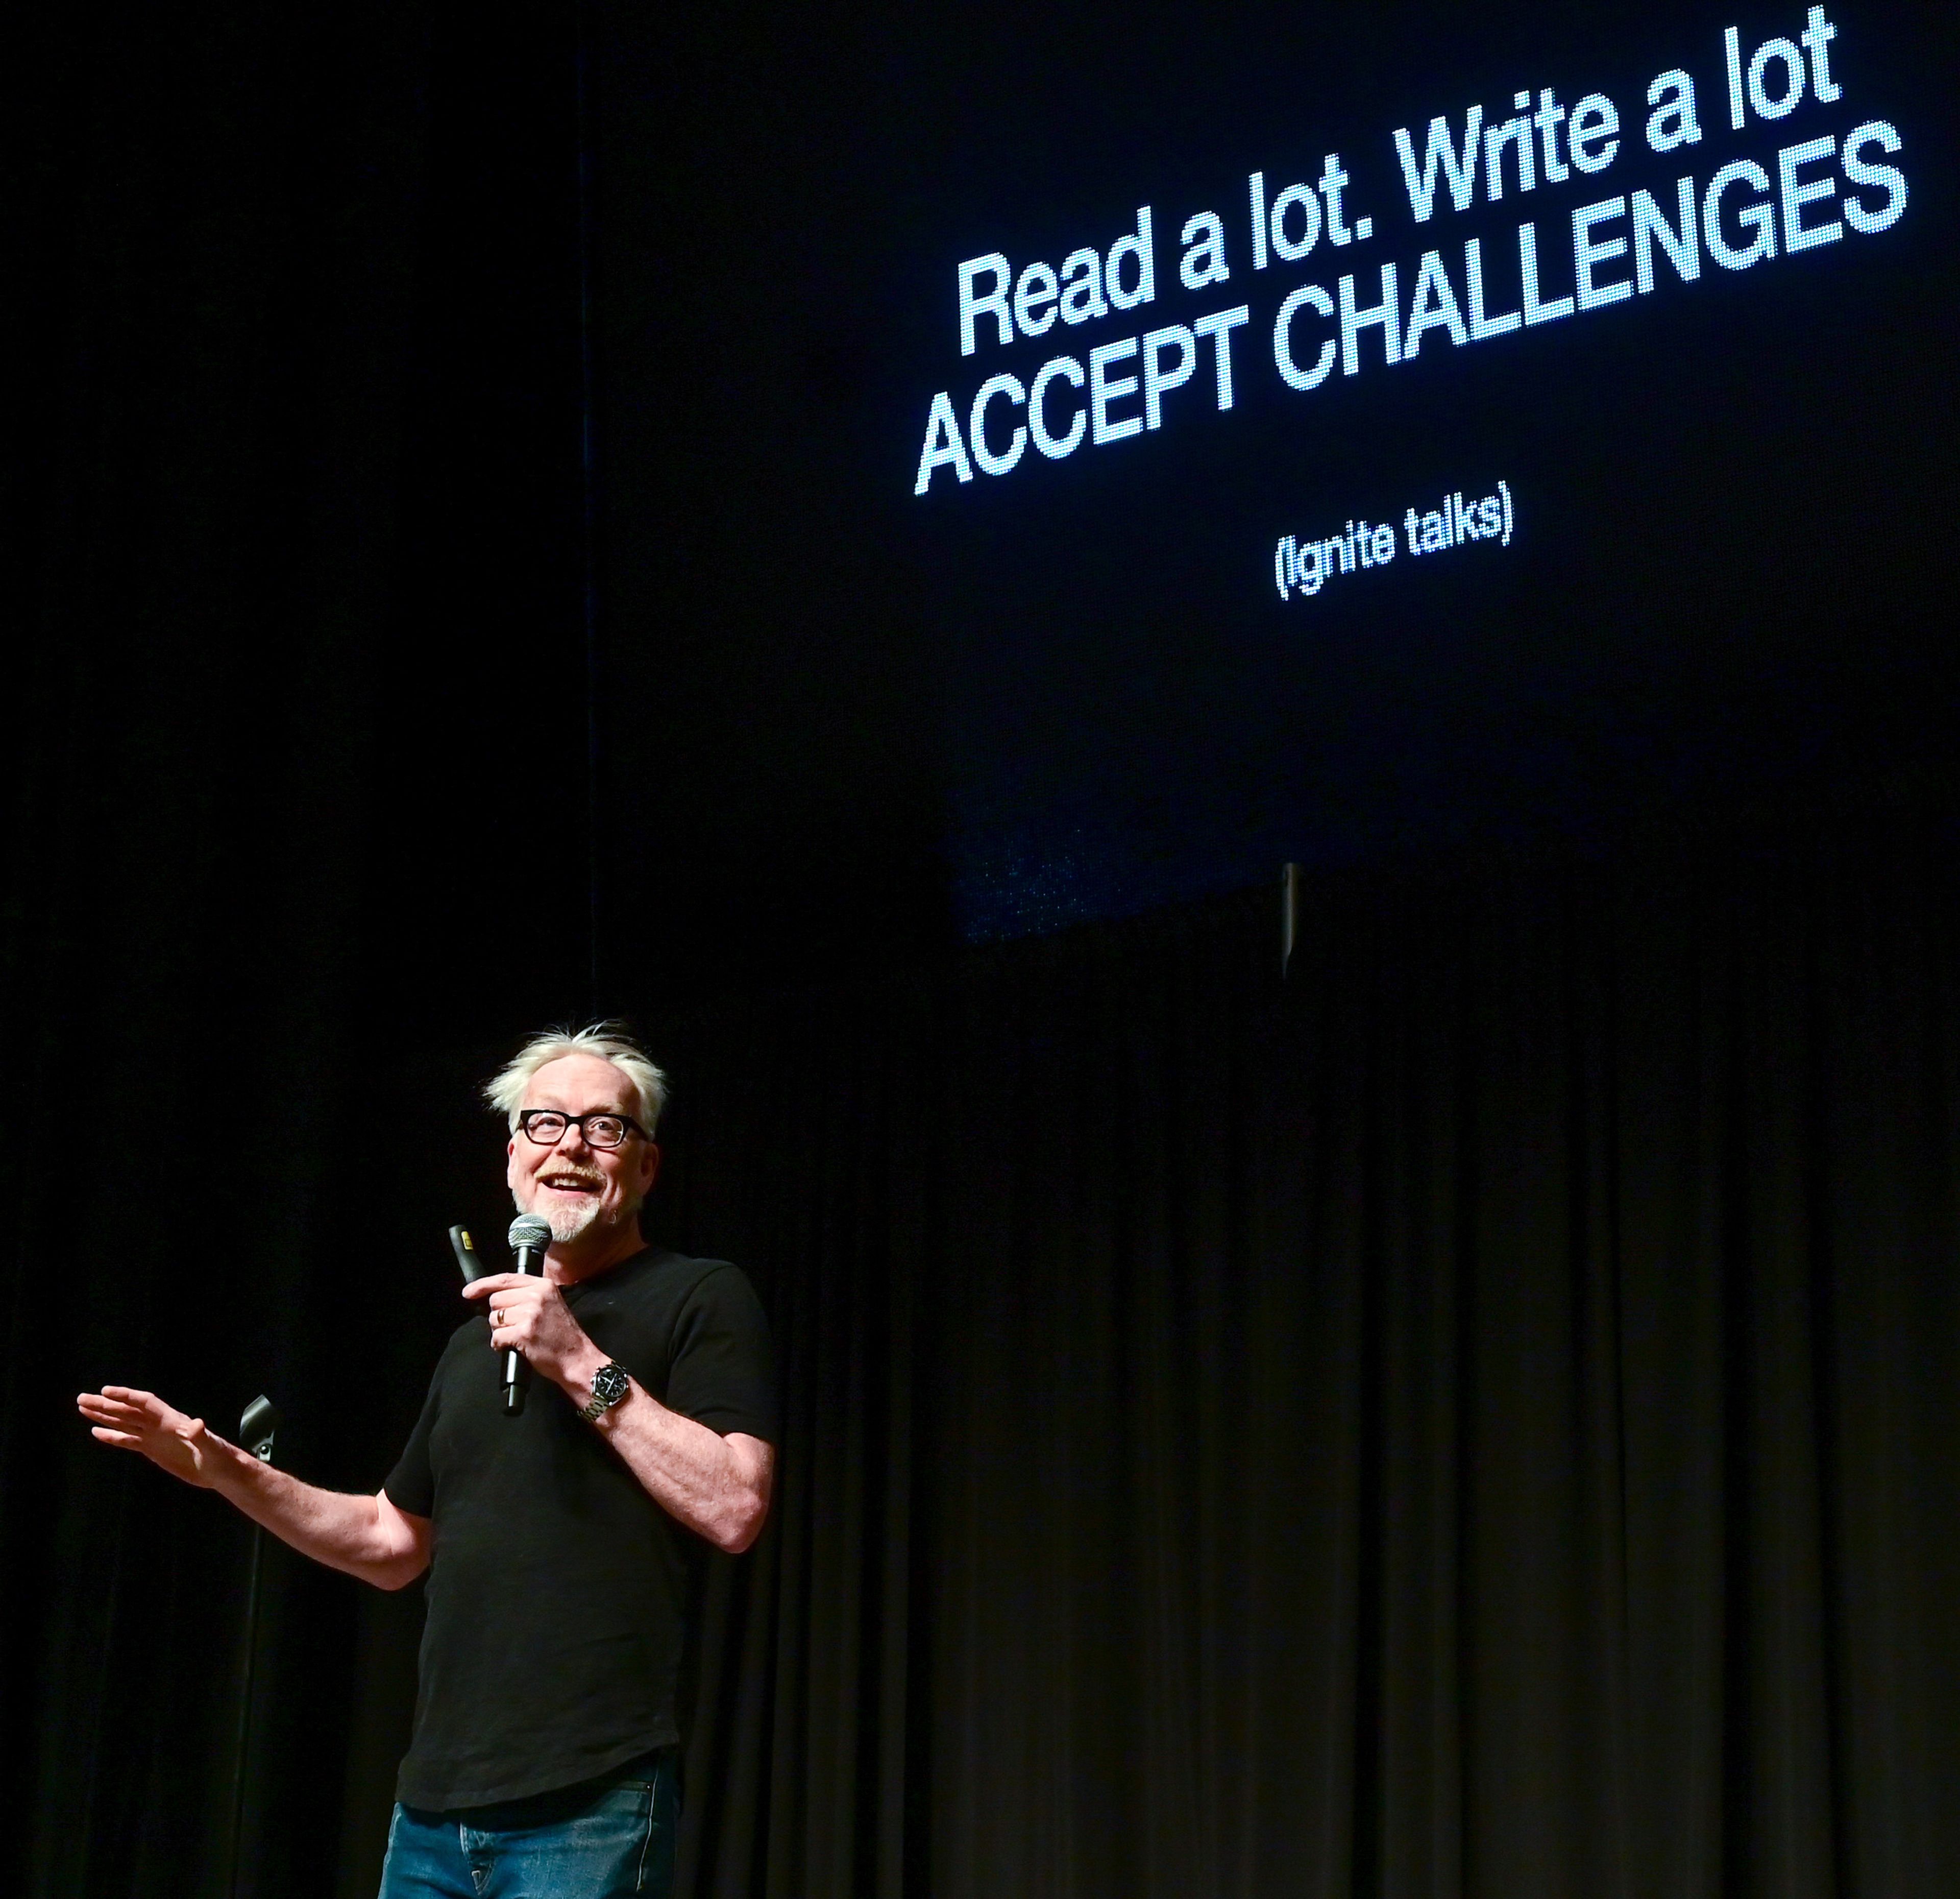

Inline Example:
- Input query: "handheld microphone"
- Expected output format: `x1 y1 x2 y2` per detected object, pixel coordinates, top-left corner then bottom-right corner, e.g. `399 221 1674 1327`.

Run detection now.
503 1214 553 1417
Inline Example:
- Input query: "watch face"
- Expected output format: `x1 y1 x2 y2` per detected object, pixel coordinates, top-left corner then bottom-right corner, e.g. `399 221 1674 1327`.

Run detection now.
594 1362 630 1406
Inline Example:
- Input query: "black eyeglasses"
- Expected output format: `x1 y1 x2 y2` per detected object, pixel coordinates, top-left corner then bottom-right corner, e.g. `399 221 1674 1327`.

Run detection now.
517 1110 647 1151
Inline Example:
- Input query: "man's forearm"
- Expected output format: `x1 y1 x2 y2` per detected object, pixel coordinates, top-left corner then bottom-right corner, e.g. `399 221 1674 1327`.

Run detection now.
206 1443 428 1589
557 1349 772 1552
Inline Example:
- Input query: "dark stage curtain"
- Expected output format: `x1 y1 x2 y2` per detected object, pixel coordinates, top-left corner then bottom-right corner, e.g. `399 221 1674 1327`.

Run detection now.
11 739 1959 1895
644 805 1959 1899
7 7 1956 1896
4 3 594 1894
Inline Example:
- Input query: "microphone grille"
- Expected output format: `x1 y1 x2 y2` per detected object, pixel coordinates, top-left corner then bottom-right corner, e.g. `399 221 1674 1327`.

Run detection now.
508 1213 553 1251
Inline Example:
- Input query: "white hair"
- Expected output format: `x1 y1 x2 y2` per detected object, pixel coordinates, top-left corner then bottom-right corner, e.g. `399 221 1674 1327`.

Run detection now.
484 1022 669 1135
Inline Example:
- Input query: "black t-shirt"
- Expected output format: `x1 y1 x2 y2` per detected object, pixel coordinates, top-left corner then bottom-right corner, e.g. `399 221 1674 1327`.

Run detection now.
384 1247 775 1810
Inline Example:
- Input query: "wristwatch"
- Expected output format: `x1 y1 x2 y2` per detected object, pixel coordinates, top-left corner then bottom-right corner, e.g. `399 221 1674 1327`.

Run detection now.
578 1360 631 1423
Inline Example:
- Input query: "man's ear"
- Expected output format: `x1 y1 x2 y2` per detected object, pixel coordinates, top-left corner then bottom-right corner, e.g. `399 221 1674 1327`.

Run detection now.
641 1142 662 1195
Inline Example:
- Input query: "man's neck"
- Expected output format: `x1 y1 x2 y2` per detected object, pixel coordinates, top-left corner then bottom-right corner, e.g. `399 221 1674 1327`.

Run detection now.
544 1218 648 1286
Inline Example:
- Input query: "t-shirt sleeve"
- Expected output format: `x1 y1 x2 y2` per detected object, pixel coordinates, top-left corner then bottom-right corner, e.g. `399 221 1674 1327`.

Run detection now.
384 1365 443 1517
665 1263 778 1442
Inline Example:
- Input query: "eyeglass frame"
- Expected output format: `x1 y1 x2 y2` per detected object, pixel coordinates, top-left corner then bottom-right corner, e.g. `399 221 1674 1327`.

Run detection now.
514 1109 651 1151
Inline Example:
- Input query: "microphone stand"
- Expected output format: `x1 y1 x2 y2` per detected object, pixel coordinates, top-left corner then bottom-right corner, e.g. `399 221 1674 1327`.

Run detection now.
228 1395 280 1899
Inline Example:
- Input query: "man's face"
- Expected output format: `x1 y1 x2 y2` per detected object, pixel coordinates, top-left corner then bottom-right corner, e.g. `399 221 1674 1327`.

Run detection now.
506 1053 661 1245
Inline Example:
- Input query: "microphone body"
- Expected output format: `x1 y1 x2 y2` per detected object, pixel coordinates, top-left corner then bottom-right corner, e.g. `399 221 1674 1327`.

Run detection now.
503 1214 553 1417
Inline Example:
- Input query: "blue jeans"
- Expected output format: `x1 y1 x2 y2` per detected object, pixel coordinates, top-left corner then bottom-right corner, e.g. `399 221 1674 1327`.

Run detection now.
377 1752 677 1898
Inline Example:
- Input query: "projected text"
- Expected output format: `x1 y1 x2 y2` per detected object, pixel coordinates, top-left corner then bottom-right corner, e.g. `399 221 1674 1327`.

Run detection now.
1276 483 1514 601
913 10 1909 497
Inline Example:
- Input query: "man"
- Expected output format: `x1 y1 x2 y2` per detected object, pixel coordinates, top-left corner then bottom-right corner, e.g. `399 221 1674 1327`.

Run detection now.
78 1025 776 1898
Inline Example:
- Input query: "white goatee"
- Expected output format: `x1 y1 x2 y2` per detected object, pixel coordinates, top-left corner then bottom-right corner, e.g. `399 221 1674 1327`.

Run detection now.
513 1190 602 1244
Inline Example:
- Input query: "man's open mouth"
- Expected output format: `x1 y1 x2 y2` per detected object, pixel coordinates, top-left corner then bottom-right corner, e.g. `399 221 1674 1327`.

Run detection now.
541 1174 602 1194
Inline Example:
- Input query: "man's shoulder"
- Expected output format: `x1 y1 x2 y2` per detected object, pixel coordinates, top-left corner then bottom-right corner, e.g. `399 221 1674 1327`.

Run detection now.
582 1246 747 1312
576 1250 770 1375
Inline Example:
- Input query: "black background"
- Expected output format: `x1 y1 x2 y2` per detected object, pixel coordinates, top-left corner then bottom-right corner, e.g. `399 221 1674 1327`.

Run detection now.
592 0 1958 943
6 2 1958 1895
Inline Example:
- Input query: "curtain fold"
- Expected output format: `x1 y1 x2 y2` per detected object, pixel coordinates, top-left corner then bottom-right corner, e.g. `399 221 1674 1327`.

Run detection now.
651 811 1958 1899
